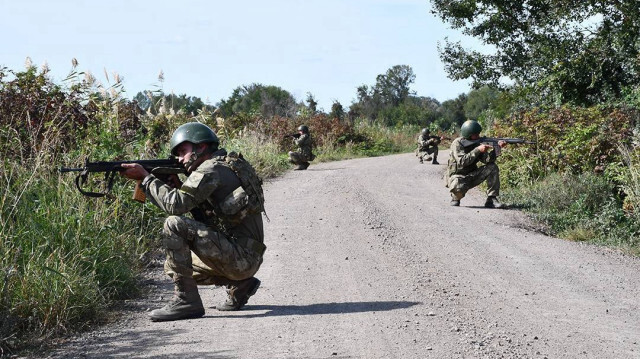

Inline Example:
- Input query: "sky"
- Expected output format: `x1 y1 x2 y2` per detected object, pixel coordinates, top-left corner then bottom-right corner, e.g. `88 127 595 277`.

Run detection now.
1 0 478 112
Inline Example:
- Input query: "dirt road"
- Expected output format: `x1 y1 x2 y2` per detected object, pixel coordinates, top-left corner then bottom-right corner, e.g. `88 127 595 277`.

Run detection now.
46 152 640 358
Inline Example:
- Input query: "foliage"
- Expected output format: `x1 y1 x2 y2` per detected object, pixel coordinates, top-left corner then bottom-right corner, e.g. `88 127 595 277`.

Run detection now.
503 172 639 251
353 65 419 122
329 101 345 122
464 86 499 121
133 91 214 116
495 104 640 253
435 93 467 130
217 83 300 118
0 66 89 161
431 0 640 106
490 105 637 188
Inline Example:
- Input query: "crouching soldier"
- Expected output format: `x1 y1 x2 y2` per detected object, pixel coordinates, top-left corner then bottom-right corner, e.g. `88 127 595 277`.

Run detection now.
288 125 315 170
416 128 443 165
121 122 266 321
446 120 507 208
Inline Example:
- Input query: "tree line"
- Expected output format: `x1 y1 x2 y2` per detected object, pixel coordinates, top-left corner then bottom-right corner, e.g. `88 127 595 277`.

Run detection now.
131 64 499 135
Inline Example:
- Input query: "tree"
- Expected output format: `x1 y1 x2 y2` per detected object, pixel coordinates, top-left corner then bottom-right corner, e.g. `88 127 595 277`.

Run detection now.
375 65 416 107
329 101 345 121
437 94 468 130
305 92 318 114
431 0 640 105
217 83 299 118
133 91 213 115
351 65 417 121
464 86 500 121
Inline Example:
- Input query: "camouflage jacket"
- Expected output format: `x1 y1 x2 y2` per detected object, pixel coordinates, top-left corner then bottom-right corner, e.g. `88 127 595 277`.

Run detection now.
294 133 314 161
447 137 496 177
418 134 440 150
141 149 264 242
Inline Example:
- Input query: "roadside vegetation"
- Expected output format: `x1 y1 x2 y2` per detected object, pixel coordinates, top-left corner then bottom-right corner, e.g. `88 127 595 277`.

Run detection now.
2 0 640 354
430 0 640 253
0 62 422 356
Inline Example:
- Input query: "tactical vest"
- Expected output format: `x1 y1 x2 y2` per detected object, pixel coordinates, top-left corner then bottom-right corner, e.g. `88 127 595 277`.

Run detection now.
205 151 266 231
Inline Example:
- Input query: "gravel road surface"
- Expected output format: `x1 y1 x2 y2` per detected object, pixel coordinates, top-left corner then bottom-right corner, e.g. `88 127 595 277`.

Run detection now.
44 152 640 359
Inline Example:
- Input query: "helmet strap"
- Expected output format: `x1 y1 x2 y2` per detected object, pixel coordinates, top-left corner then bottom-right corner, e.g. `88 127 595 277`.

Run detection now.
184 145 205 171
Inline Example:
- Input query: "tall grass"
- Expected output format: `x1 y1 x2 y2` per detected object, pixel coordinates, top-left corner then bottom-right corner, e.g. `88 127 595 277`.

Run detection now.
0 134 163 355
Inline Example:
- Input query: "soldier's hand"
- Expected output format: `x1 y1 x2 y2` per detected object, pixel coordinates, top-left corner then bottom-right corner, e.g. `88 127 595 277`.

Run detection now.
477 144 491 153
120 163 149 180
498 140 507 148
165 174 183 189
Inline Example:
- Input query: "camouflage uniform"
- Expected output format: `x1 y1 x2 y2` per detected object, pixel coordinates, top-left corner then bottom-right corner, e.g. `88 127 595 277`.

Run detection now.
288 133 314 169
446 137 500 200
416 133 441 163
141 149 265 287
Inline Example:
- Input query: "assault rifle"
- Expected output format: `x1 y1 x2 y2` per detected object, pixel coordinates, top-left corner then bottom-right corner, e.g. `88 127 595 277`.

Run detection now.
284 133 301 139
430 134 451 141
460 137 536 156
60 158 186 202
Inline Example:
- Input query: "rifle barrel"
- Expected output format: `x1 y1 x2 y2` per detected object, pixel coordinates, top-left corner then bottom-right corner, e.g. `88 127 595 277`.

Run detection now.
59 167 84 173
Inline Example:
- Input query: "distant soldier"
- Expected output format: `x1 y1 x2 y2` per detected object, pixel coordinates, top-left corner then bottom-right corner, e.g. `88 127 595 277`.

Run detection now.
416 128 443 165
446 120 507 208
288 125 315 170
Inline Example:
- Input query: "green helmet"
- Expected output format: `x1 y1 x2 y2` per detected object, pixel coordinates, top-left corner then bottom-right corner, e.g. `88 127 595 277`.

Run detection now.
297 125 309 134
170 122 219 155
460 120 482 139
421 128 430 135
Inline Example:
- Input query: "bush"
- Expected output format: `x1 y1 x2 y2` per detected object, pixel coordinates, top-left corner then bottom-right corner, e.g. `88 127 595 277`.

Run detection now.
503 172 640 252
491 105 638 187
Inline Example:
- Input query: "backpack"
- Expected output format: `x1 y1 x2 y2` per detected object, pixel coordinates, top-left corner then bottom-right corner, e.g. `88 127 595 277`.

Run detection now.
214 151 267 225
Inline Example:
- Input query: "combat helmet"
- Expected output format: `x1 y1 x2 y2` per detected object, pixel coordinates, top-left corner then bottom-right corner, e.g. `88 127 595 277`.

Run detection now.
460 120 482 140
297 125 309 134
170 122 219 155
421 128 430 135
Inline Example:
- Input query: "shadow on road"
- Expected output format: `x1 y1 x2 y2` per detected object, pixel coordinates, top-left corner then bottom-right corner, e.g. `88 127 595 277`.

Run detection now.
45 301 420 358
46 328 233 359
210 300 421 319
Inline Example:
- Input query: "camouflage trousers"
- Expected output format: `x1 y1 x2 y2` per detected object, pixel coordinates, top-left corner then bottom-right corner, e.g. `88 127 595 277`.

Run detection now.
162 215 263 285
417 146 438 161
288 151 309 165
448 162 500 200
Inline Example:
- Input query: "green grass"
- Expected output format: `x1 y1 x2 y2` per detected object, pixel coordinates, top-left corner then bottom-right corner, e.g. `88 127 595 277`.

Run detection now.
0 153 162 354
502 172 640 254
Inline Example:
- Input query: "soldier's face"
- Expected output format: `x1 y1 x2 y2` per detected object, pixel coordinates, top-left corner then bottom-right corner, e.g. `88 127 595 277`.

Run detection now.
175 142 195 165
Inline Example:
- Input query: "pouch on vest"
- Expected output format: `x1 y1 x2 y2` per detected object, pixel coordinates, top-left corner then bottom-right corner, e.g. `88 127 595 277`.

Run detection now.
220 186 249 215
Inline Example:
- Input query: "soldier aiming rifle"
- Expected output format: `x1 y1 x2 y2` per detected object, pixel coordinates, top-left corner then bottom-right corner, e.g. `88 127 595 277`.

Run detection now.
446 120 535 208
416 128 444 165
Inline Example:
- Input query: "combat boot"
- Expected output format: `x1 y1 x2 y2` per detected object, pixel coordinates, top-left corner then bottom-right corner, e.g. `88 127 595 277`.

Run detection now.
302 161 310 170
149 277 204 322
432 159 439 165
294 164 307 170
450 199 460 206
216 277 261 311
484 196 505 209
419 157 424 164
